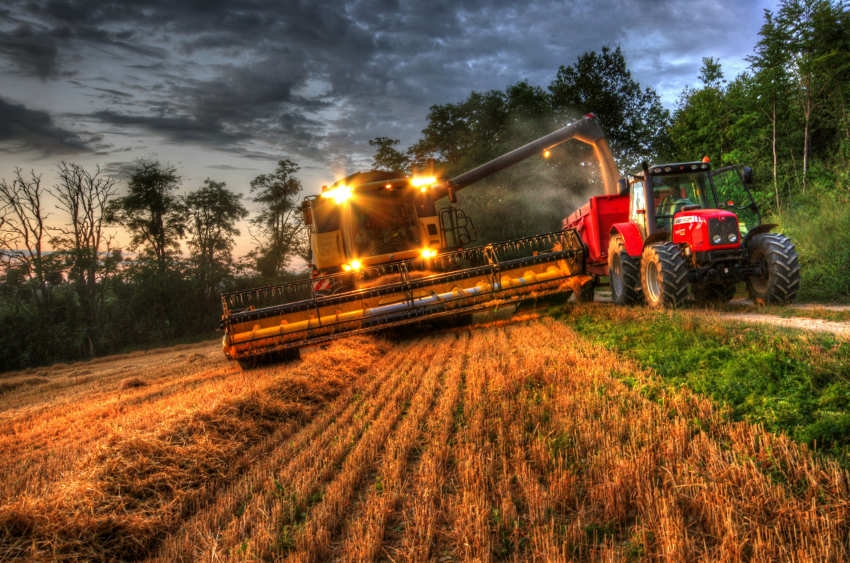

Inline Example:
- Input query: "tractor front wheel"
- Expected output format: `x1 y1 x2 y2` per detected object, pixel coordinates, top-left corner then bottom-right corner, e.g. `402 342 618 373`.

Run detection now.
608 234 642 305
746 233 801 304
641 242 689 308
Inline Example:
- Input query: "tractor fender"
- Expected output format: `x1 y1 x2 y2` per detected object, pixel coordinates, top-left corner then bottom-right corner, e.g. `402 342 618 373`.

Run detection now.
610 222 644 258
743 223 777 246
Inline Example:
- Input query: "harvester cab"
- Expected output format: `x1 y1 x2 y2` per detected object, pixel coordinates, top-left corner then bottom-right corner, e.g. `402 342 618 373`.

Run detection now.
221 114 618 364
302 169 452 294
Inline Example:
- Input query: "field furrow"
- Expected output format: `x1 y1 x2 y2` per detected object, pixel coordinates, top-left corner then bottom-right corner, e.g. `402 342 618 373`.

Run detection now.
1 314 849 561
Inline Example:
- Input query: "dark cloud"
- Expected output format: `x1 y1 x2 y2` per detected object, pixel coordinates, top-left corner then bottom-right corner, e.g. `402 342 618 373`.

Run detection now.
0 0 774 179
0 23 59 78
0 97 90 154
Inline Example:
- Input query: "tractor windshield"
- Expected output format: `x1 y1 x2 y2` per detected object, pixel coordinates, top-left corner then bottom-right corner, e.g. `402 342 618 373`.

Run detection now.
710 166 760 235
651 172 709 231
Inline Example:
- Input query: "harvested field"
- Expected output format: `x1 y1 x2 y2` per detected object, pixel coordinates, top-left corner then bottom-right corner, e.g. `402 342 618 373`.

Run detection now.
1 314 849 561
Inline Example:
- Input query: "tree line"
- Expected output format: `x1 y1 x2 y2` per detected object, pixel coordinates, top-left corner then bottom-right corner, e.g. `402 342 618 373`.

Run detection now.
2 0 848 370
0 159 307 370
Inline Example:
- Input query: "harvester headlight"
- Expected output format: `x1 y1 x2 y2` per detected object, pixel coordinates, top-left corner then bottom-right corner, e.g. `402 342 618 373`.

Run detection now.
727 233 738 243
342 259 362 272
712 234 723 244
321 184 353 204
421 248 437 259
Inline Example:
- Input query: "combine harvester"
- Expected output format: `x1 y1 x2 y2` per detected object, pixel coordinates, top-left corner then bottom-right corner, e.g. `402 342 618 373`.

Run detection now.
221 115 618 363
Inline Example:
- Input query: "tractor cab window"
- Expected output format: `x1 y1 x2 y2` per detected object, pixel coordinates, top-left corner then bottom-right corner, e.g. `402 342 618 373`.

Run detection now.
350 191 421 256
651 173 706 231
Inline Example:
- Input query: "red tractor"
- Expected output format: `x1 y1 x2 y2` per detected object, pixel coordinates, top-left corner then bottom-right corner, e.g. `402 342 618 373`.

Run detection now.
565 159 801 307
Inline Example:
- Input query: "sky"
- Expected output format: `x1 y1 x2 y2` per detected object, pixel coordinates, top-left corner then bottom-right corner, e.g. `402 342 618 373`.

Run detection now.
0 0 779 255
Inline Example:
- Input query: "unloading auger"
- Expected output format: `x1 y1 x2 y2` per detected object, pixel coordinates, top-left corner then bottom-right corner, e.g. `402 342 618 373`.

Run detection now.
221 114 618 363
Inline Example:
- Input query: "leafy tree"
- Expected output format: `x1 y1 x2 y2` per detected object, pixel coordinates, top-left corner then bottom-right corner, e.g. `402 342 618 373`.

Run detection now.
548 45 670 170
249 159 307 277
184 179 248 296
668 58 730 163
749 8 798 211
108 160 186 271
412 89 510 174
369 137 410 174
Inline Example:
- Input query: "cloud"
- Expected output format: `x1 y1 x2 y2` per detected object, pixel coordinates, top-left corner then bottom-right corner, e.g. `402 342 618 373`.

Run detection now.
0 0 775 176
0 97 90 155
0 23 59 78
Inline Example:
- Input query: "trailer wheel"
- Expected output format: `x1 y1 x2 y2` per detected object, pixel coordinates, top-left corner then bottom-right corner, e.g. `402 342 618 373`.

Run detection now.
746 233 800 304
641 242 689 308
608 235 642 305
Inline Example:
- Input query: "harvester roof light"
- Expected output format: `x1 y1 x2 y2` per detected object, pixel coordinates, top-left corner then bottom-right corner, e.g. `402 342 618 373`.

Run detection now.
702 156 710 163
421 248 437 259
410 175 438 188
321 184 353 204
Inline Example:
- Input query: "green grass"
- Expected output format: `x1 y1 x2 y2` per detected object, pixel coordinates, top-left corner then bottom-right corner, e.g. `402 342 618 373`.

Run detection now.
556 303 850 466
713 301 850 323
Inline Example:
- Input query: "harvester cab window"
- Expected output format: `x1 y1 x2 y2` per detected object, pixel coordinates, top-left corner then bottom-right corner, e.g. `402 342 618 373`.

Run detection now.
313 203 341 233
351 193 421 256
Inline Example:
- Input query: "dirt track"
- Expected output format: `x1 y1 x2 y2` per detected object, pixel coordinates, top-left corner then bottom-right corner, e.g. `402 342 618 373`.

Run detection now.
1 312 849 560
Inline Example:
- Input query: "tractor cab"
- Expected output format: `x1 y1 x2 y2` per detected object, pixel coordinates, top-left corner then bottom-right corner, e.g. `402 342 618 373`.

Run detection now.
627 160 713 239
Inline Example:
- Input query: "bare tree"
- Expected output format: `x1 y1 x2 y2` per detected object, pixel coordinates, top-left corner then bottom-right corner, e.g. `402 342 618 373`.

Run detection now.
51 162 118 349
0 168 51 307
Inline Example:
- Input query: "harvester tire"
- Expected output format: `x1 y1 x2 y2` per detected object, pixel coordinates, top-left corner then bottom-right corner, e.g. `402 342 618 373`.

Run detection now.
746 233 801 304
608 234 642 305
640 242 689 308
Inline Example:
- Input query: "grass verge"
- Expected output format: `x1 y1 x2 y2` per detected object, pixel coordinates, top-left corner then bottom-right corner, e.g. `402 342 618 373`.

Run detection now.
556 303 850 466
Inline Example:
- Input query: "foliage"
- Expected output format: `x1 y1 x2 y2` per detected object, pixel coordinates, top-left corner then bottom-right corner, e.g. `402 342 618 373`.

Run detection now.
248 159 308 278
368 137 410 174
184 179 247 296
781 190 850 301
548 45 671 170
107 160 186 272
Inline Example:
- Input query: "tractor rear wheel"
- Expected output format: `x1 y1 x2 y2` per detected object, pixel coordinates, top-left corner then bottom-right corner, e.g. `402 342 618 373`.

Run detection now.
608 234 642 305
746 233 800 304
641 242 689 308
